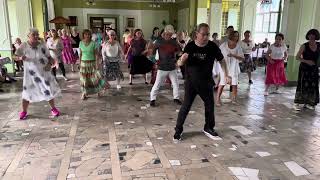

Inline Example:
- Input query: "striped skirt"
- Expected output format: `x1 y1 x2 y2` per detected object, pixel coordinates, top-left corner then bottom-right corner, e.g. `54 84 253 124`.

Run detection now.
80 60 106 95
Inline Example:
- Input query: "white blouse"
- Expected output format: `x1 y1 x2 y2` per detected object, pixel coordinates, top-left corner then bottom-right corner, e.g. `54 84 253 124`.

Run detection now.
240 40 255 54
219 42 244 77
103 41 121 57
269 44 287 60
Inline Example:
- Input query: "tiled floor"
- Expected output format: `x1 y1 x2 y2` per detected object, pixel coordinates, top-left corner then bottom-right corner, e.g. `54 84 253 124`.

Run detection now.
0 66 319 180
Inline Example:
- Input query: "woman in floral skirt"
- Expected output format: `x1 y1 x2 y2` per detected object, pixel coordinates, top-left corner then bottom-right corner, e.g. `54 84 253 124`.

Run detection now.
79 29 108 100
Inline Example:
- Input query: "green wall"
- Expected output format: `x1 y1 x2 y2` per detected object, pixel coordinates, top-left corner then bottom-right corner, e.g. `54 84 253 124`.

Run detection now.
55 0 180 30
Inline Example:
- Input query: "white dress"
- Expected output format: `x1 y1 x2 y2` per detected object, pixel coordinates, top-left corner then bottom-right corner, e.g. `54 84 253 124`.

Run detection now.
15 42 61 102
219 42 244 86
46 38 63 63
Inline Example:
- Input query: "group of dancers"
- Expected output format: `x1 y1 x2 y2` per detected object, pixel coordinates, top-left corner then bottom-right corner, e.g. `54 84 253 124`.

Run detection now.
13 23 319 141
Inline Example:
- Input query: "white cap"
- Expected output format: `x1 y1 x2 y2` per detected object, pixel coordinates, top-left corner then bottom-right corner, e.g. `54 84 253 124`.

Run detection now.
164 25 175 34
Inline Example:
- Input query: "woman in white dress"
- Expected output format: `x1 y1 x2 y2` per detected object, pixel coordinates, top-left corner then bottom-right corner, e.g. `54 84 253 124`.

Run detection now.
15 28 61 120
47 29 67 80
216 31 244 105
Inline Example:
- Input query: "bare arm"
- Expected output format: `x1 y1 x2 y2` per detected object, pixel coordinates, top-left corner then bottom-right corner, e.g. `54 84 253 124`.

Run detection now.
219 59 229 79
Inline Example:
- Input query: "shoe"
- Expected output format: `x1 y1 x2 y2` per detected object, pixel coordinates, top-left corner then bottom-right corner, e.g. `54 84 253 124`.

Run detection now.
129 82 132 85
305 104 315 110
173 99 182 105
63 76 68 81
19 111 28 120
116 85 121 89
264 91 269 96
203 128 219 139
145 82 149 85
51 107 60 117
150 100 156 107
249 80 253 84
173 131 182 143
274 88 280 94
293 104 301 111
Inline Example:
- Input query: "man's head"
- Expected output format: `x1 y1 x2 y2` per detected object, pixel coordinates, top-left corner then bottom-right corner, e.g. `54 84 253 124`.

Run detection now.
195 23 210 45
226 26 234 35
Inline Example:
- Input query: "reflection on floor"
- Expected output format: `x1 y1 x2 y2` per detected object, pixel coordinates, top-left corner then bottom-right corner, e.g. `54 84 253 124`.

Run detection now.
0 67 319 180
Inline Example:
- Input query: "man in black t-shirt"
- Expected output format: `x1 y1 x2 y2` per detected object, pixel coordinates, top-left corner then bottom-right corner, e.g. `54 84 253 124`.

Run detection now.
173 23 230 142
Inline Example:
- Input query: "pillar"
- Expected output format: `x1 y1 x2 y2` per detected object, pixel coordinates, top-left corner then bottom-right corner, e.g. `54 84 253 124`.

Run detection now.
16 0 33 41
209 0 222 38
239 0 257 39
283 0 319 84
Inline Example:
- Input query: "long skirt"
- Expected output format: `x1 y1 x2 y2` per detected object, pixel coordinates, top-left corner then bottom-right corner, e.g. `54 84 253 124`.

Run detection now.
80 60 106 95
62 48 76 64
265 59 287 85
240 54 256 73
103 60 124 81
294 63 319 106
130 55 153 75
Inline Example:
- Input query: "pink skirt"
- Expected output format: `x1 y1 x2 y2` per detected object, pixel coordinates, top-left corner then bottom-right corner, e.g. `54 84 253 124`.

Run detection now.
265 59 288 85
62 48 76 64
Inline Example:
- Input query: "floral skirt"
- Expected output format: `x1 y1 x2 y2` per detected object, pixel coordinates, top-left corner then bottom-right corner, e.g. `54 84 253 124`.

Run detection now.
240 54 256 73
294 63 319 106
80 60 106 95
265 59 287 85
103 59 124 81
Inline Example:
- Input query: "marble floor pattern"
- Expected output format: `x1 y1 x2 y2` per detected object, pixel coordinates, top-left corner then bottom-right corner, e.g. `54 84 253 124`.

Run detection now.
0 67 320 180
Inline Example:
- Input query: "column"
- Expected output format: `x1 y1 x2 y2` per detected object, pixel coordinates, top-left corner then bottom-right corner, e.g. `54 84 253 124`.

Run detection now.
239 0 257 39
208 0 222 37
0 0 14 72
47 0 56 30
16 0 33 41
196 0 208 25
284 0 319 84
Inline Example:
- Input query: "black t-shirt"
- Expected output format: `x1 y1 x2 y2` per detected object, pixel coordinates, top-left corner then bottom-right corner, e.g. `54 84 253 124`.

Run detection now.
183 41 224 85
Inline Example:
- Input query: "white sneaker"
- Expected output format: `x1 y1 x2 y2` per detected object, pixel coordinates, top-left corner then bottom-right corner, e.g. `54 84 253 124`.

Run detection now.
116 85 121 89
264 91 269 96
293 104 301 111
305 104 315 110
63 76 68 81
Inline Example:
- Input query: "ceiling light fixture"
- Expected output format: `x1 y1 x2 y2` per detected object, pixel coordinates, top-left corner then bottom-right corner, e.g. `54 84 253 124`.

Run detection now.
86 0 96 6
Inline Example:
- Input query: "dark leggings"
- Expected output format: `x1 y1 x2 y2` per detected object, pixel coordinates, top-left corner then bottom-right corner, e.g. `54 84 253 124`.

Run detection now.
175 80 215 133
52 63 66 77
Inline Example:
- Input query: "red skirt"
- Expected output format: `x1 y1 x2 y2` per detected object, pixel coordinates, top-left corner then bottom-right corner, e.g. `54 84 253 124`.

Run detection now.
265 59 288 85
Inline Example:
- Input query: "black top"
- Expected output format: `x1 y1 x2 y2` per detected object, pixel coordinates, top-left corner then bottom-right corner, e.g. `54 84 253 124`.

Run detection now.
183 41 224 85
302 42 320 64
155 39 180 71
131 39 147 56
71 33 81 48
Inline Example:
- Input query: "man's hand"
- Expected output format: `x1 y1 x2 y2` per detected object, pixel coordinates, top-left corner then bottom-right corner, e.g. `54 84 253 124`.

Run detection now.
177 53 188 66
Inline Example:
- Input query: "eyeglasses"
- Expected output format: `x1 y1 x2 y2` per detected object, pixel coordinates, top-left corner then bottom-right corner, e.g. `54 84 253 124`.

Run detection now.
198 32 210 37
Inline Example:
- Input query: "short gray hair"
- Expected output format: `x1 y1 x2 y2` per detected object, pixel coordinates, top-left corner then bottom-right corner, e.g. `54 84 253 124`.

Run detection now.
28 28 39 35
164 25 175 34
107 29 116 35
